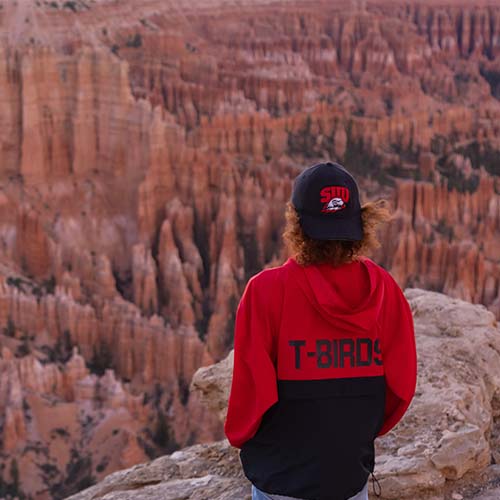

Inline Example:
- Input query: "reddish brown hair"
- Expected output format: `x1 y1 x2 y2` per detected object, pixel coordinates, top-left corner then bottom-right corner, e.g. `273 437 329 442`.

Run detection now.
283 200 391 266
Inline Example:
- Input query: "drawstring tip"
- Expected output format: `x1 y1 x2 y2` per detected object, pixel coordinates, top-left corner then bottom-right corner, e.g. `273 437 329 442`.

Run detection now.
370 472 382 498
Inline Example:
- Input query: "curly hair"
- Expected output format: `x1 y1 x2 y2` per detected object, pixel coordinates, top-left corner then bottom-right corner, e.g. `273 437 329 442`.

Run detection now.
283 200 391 267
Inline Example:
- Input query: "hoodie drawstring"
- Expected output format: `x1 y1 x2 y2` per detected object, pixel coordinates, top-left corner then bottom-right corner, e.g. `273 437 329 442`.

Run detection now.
370 472 382 498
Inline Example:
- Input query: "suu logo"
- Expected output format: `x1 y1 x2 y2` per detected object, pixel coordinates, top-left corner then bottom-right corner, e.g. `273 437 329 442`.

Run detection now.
320 186 350 213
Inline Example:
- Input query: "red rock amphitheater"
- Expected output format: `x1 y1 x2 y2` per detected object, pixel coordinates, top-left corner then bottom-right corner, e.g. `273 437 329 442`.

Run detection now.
0 0 499 497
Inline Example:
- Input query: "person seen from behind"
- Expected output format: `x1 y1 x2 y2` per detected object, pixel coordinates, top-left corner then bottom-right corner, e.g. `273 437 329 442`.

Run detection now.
224 162 418 500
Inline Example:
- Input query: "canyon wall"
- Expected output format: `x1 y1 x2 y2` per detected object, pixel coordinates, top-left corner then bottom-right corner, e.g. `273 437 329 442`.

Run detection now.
0 0 498 497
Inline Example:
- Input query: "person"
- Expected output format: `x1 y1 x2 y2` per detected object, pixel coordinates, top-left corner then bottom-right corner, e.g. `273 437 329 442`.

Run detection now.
224 162 417 500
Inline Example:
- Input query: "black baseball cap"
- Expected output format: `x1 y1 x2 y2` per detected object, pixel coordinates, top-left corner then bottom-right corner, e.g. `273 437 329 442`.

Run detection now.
291 162 363 241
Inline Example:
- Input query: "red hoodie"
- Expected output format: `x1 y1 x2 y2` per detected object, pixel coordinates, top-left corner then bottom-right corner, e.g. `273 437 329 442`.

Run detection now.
224 257 416 500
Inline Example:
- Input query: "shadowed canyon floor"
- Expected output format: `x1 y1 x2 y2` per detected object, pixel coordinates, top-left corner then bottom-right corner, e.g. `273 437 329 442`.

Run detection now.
0 0 499 497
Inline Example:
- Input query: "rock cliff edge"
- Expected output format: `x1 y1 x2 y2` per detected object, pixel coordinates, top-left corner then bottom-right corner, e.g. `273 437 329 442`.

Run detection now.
69 289 500 500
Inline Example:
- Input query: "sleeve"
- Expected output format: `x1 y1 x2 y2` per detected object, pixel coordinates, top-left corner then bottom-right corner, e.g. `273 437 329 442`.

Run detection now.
376 275 417 436
224 274 279 448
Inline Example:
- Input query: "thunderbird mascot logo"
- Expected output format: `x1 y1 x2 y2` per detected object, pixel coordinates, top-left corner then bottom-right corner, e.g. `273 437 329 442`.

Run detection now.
320 186 350 213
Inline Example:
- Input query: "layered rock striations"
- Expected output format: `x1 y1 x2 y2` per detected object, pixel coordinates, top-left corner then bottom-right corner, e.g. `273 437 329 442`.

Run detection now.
0 344 149 499
387 176 500 317
0 0 499 497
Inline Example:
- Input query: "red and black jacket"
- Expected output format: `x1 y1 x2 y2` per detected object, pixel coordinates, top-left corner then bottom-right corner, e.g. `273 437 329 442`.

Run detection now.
224 257 417 500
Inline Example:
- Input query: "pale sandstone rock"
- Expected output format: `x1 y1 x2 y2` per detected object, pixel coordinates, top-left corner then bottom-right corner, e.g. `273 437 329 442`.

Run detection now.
373 289 500 498
191 350 233 423
75 290 500 500
67 440 250 500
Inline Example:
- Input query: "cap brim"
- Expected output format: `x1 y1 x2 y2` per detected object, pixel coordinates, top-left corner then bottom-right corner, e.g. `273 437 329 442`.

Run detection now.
299 212 363 241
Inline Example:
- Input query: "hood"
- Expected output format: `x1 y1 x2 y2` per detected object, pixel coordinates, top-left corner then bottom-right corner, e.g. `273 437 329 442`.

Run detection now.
286 257 385 335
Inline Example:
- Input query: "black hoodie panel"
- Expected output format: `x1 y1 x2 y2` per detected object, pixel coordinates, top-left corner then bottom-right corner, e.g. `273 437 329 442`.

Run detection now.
240 376 386 500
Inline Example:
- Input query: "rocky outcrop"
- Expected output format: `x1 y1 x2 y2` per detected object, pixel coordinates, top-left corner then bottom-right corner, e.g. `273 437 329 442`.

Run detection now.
66 440 248 500
71 289 500 500
190 350 233 424
373 289 500 499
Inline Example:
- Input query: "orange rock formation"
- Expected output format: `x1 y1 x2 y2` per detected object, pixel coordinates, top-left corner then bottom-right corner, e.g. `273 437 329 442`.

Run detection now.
0 0 499 497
